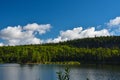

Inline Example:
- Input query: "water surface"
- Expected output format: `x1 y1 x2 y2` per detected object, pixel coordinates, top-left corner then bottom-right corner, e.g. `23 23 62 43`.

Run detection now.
0 64 120 80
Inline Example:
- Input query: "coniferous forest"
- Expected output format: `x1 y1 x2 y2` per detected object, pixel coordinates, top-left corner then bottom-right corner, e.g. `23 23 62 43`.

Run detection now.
0 36 120 64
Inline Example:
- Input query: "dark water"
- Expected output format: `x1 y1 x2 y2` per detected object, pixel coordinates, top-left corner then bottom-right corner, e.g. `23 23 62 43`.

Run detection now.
0 64 120 80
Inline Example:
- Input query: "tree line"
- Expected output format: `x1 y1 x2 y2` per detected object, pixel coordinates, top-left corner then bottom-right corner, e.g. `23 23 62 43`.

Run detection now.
0 36 120 64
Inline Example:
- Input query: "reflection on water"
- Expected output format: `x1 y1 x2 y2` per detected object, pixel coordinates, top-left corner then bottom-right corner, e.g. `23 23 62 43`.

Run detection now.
0 64 120 80
70 65 120 80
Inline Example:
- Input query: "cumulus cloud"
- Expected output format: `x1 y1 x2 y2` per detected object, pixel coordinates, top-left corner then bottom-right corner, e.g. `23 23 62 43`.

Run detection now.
107 16 120 35
0 23 51 46
107 17 120 26
1 19 116 46
47 27 110 43
24 23 51 34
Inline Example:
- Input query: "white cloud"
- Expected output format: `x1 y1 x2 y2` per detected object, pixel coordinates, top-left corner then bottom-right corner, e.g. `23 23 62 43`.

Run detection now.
107 16 120 35
0 20 115 46
23 23 51 34
107 17 120 26
0 23 51 46
0 43 4 46
47 27 110 43
0 26 23 40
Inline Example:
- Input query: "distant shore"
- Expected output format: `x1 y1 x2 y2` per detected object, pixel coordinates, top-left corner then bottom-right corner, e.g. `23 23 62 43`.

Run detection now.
22 61 81 65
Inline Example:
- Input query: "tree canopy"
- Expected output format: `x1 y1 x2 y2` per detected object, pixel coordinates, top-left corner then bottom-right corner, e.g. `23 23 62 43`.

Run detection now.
0 36 120 64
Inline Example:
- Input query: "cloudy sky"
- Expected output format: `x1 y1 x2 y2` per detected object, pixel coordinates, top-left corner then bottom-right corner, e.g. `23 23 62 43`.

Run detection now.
0 0 120 46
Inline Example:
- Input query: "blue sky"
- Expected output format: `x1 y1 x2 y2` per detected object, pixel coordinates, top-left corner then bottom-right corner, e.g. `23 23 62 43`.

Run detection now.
0 0 120 46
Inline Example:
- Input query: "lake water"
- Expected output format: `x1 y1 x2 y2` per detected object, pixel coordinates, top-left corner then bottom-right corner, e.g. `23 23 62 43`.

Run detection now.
0 64 120 80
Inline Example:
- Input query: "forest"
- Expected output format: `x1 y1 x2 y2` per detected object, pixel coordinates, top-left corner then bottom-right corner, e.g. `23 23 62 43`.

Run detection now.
0 36 120 64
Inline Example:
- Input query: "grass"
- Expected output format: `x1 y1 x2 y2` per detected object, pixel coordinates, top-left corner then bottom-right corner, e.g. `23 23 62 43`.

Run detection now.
44 61 80 65
56 67 70 80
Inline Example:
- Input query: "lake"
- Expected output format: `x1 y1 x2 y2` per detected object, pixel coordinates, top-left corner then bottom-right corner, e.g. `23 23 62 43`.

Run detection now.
0 64 120 80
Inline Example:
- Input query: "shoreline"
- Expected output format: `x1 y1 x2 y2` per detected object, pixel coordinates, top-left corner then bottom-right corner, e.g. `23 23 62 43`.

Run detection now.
24 61 81 65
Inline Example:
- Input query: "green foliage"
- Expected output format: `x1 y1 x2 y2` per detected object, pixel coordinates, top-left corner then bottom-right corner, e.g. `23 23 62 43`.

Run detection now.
58 36 120 48
56 67 90 80
56 67 70 80
44 61 80 65
0 36 120 64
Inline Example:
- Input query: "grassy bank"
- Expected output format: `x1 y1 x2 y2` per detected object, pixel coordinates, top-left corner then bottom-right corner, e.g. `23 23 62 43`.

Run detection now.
44 61 80 65
25 61 80 65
